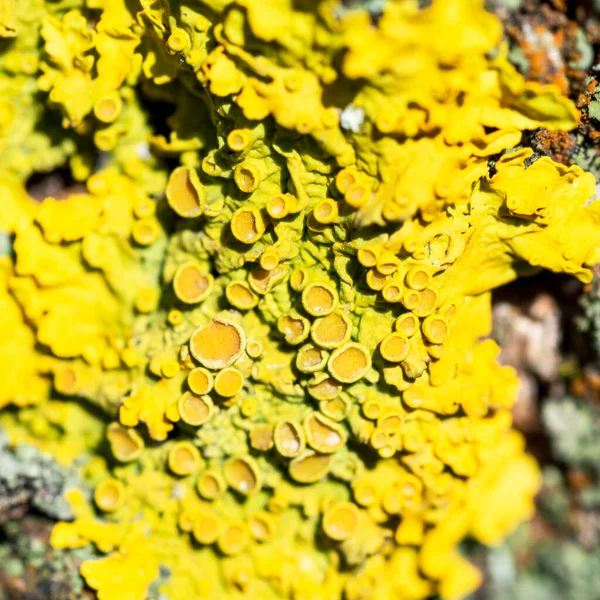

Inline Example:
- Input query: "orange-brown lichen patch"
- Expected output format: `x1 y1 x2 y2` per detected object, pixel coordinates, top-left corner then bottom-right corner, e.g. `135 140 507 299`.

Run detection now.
505 5 583 96
530 128 576 165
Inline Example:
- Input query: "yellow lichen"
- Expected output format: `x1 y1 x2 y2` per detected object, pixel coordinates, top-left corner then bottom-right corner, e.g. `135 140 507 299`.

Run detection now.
0 1 598 599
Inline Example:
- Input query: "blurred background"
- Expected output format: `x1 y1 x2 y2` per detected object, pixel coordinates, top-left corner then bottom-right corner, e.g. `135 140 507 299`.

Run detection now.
469 2 600 598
